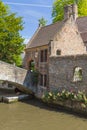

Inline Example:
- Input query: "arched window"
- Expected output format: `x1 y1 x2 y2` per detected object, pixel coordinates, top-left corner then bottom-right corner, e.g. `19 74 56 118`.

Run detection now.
29 60 35 71
73 67 82 82
56 49 61 55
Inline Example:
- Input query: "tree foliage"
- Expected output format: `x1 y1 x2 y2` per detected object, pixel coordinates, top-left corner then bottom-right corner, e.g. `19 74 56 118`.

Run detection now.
38 17 47 27
52 0 87 23
0 1 24 66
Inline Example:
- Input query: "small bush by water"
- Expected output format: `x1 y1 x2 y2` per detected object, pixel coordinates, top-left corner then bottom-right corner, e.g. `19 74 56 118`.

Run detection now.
42 90 87 108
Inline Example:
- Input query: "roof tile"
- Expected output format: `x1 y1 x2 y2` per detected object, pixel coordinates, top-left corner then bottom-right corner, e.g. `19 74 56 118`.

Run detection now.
27 21 64 48
26 16 87 49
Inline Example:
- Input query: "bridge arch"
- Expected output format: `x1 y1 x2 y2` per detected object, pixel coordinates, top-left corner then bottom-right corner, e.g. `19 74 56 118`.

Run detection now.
0 80 33 94
0 61 35 94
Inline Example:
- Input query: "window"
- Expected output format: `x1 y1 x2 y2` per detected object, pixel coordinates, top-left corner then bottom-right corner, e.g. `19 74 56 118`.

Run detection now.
40 74 43 86
56 49 61 55
29 60 35 71
40 50 44 62
44 49 47 62
40 49 48 62
40 74 47 87
73 67 82 82
44 75 47 87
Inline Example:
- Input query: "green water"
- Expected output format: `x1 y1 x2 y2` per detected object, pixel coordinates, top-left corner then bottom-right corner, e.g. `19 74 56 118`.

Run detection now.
0 99 87 130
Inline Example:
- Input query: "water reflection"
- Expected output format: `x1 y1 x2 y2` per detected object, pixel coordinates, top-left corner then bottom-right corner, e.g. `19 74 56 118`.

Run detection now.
0 99 87 130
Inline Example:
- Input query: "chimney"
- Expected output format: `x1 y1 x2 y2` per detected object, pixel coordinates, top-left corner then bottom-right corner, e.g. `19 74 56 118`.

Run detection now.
72 4 78 20
64 5 72 20
64 4 78 20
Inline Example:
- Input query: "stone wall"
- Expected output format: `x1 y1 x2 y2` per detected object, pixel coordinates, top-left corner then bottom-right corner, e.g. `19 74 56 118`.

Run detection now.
49 55 87 92
0 61 27 84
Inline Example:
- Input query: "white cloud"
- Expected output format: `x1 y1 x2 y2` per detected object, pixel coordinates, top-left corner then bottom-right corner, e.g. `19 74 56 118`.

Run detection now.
4 2 52 8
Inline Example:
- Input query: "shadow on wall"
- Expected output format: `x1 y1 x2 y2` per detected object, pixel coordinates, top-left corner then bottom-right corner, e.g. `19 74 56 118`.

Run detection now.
23 70 38 94
23 70 33 90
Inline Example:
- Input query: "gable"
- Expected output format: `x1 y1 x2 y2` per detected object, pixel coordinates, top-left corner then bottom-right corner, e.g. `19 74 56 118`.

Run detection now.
51 19 86 56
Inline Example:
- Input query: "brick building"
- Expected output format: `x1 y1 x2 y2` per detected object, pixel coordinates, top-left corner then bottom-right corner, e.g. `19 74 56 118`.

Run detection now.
23 4 87 96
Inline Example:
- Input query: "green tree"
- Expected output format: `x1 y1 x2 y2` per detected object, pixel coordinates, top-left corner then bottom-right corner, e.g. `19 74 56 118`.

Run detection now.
52 0 87 23
0 1 24 66
38 17 47 27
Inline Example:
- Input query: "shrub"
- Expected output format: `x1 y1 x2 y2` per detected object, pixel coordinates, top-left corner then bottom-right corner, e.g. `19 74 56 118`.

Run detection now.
42 89 87 107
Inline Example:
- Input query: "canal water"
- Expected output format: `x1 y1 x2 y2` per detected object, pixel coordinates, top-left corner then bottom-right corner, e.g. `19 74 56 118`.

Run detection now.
0 99 87 130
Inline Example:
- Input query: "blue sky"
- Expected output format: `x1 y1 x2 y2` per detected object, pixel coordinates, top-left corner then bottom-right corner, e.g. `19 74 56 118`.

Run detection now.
3 0 54 43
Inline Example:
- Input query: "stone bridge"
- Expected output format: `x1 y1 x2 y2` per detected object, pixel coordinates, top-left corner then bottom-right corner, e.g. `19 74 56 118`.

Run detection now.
0 61 36 95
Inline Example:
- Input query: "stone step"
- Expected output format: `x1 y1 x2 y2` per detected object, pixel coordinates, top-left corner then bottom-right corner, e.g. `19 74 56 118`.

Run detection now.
2 94 31 103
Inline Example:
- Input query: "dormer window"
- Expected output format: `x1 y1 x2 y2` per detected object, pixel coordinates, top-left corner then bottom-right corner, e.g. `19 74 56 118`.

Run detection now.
56 49 61 55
